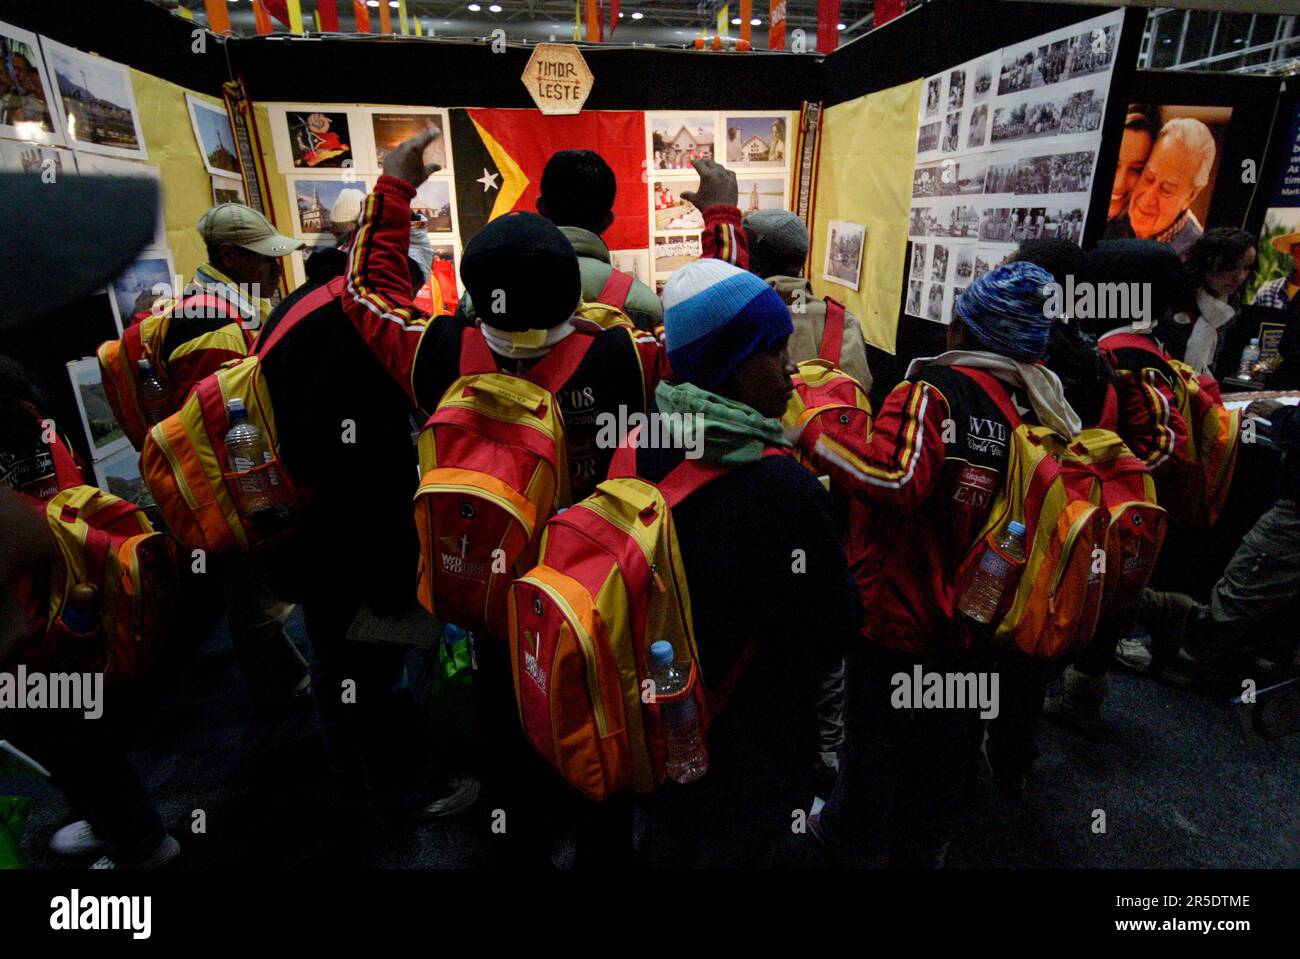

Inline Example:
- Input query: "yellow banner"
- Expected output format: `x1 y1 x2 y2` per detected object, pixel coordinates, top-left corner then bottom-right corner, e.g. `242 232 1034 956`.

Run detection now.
286 0 304 33
809 79 923 354
399 0 410 34
717 4 730 37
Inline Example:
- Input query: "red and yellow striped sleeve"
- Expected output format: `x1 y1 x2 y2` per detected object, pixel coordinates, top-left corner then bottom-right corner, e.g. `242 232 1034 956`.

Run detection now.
700 205 748 269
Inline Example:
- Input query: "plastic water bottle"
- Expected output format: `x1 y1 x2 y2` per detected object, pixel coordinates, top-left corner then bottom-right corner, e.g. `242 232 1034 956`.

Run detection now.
959 521 1027 625
224 398 292 527
1238 338 1261 380
60 583 100 635
137 358 170 425
648 640 708 784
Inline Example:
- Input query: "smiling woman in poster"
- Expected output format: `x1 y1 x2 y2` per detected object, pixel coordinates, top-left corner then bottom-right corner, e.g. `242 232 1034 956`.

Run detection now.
1104 117 1216 259
1106 105 1159 222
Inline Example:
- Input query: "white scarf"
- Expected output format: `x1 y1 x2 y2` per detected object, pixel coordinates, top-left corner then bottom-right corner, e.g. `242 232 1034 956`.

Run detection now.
907 349 1083 437
479 319 575 360
1180 289 1236 376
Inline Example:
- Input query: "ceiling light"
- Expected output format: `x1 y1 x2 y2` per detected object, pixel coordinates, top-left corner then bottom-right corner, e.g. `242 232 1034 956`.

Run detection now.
467 2 480 8
618 11 624 16
837 22 845 30
750 18 761 25
366 1 379 7
631 11 643 19
389 1 398 7
489 3 502 11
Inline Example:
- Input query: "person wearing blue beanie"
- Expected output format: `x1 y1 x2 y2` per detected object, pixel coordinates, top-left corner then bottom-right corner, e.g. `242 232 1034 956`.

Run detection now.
952 261 1057 363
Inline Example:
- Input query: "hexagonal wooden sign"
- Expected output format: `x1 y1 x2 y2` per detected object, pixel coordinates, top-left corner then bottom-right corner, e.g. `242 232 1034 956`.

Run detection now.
521 43 594 116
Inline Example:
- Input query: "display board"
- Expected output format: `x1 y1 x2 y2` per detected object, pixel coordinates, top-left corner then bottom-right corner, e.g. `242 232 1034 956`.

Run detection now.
905 8 1125 324
1247 98 1300 310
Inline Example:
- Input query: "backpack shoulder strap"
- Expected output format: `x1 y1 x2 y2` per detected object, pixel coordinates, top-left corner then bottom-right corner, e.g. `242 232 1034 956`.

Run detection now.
22 402 81 489
1097 382 1120 432
595 268 634 310
1101 332 1163 359
819 298 846 365
256 276 346 357
527 329 599 393
458 325 499 377
951 365 1022 427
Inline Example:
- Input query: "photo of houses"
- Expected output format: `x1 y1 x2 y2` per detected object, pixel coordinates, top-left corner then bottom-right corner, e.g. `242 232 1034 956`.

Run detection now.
723 115 788 168
651 115 714 171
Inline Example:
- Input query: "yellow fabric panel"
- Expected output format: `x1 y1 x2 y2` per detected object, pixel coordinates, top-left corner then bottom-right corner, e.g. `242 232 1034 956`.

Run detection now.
808 79 923 356
128 69 226 282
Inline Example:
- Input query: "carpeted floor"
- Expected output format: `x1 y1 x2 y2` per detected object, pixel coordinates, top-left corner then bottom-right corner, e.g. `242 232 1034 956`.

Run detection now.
4 612 1299 869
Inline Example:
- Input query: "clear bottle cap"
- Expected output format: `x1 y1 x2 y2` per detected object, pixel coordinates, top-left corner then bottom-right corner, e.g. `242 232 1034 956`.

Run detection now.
1008 521 1027 537
137 358 153 371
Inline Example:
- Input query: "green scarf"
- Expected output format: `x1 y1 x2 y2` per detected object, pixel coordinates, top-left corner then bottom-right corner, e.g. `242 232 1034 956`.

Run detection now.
654 380 790 467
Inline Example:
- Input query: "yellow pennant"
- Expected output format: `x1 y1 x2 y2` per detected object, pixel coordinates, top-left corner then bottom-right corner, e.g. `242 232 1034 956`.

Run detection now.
399 0 410 34
286 0 304 33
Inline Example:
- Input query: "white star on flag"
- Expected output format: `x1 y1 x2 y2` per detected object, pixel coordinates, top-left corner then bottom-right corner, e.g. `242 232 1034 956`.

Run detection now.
477 168 500 192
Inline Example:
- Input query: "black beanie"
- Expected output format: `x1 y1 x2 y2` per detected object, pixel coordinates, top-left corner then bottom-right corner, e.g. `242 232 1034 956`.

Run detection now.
460 211 582 331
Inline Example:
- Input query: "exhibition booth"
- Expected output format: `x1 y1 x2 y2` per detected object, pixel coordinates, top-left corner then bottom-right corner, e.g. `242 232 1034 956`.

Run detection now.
2 0 1298 478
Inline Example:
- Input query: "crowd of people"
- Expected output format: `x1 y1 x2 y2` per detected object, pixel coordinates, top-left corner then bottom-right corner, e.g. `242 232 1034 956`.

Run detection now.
1 131 1297 870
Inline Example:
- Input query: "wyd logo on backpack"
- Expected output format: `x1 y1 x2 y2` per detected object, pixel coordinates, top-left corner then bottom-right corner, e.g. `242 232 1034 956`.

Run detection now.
414 326 595 639
27 486 182 682
953 368 1110 659
574 268 636 331
507 439 766 801
97 292 249 450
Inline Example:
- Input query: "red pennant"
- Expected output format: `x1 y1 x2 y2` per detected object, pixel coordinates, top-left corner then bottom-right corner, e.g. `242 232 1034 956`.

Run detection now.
817 0 841 53
318 0 340 31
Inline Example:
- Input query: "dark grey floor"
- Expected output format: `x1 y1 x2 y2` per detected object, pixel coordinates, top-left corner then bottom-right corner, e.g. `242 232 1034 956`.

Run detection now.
5 613 1300 869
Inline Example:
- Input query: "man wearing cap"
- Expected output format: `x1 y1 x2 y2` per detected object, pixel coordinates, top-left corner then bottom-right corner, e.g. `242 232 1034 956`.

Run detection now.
191 202 302 332
1253 231 1300 311
798 263 1081 868
742 208 873 392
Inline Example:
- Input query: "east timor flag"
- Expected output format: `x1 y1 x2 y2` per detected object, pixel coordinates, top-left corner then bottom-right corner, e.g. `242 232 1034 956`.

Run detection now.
451 109 648 251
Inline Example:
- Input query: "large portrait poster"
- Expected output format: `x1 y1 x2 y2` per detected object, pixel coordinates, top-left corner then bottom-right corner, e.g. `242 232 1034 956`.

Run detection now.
906 9 1124 323
1246 101 1300 311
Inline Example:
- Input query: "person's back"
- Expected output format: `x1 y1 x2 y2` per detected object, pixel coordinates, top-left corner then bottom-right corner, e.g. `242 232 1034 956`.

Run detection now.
742 208 873 392
634 257 858 867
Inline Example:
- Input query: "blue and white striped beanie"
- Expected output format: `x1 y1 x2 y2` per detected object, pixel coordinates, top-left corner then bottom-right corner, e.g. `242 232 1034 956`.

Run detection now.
661 259 793 391
956 261 1056 363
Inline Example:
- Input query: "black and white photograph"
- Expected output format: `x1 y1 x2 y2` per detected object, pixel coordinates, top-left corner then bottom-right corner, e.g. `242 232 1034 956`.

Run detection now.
1048 149 1095 194
1043 206 1085 244
972 57 995 103
906 278 924 316
651 114 715 171
722 114 788 168
925 281 944 321
946 69 965 111
1015 155 1053 195
991 97 1062 144
984 155 1018 194
980 207 1015 243
186 93 239 178
914 159 984 198
823 219 866 291
913 163 945 198
924 76 941 118
948 204 981 238
931 243 950 281
951 287 967 324
66 357 130 462
954 246 975 282
910 242 927 278
41 39 145 158
1066 23 1119 79
941 110 962 152
966 104 989 150
1059 88 1106 136
973 248 998 280
0 19 61 143
917 120 941 154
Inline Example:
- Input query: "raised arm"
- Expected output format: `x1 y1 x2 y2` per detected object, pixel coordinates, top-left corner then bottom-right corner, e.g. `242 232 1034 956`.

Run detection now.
682 159 749 270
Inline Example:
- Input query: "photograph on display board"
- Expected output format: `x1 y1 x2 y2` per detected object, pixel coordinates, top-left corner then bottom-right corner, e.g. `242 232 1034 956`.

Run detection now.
411 177 455 233
722 115 788 169
951 287 966 324
654 234 702 273
941 111 962 153
650 115 714 172
41 40 146 159
924 77 941 119
823 220 866 292
914 157 987 198
966 104 989 150
946 70 965 112
973 247 998 280
972 58 995 104
925 282 945 322
211 174 246 206
369 109 446 171
906 279 923 316
1248 208 1300 308
0 20 61 143
653 179 705 231
283 109 355 169
953 247 975 284
1102 103 1233 258
910 243 927 279
610 249 651 285
106 249 174 332
931 243 950 282
0 140 72 176
1065 23 1120 80
93 444 154 510
414 243 459 317
917 121 941 154
288 175 372 239
66 357 129 462
185 94 239 178
289 239 339 288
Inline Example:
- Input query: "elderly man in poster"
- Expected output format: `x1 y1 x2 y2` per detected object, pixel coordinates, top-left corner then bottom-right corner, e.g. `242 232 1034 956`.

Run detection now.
1104 117 1216 259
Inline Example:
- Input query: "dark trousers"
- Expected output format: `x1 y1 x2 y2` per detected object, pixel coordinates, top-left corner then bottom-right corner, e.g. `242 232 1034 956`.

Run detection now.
302 595 434 811
818 644 986 868
1 693 164 860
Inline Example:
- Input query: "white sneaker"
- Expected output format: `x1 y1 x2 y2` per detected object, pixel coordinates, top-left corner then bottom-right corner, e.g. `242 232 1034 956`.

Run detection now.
49 820 109 858
90 834 181 870
407 775 481 821
1115 635 1154 672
